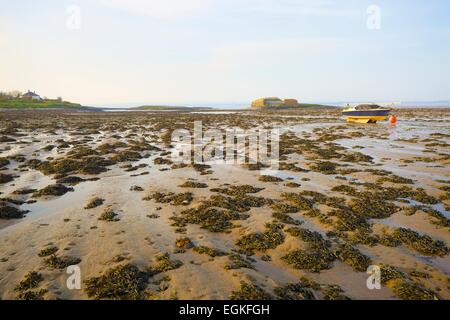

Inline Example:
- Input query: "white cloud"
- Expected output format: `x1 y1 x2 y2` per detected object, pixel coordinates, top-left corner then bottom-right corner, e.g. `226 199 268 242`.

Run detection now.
98 0 212 19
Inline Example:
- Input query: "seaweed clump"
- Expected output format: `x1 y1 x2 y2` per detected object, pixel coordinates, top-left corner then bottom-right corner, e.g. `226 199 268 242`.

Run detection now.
98 209 120 222
282 250 334 273
389 279 438 300
179 181 208 188
272 212 302 225
310 161 338 175
379 264 407 285
144 192 193 206
16 289 48 300
38 246 59 257
0 173 14 184
209 194 270 212
109 150 142 163
258 175 283 183
392 228 449 256
84 197 104 209
229 281 272 300
55 176 85 185
271 202 299 214
282 227 335 273
32 184 74 198
274 283 315 300
149 253 183 275
0 157 10 167
172 200 250 232
322 285 350 300
210 185 264 197
285 227 331 250
44 255 81 269
175 237 194 250
225 253 255 270
349 194 399 219
0 201 28 219
193 246 227 257
409 188 439 205
236 223 285 253
37 157 114 176
281 193 313 210
84 264 150 300
333 243 371 272
14 271 44 292
405 205 450 227
328 208 371 232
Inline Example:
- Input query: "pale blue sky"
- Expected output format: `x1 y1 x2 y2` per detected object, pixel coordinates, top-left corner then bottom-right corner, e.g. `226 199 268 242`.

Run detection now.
1 0 449 106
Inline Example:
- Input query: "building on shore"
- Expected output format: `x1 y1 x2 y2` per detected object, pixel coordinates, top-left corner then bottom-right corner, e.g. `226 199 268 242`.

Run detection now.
22 90 42 100
251 97 299 108
283 99 299 107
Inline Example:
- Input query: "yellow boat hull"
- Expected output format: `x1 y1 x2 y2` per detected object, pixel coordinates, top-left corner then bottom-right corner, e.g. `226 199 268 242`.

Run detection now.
345 115 388 124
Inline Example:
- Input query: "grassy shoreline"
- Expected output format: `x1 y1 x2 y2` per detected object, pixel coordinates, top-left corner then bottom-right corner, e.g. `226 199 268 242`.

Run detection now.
0 99 87 109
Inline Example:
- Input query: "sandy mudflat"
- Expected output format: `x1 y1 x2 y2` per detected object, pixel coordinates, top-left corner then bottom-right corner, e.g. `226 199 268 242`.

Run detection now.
0 108 449 300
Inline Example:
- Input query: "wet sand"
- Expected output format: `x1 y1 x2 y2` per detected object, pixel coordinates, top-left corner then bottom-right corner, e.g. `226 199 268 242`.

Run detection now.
0 108 449 300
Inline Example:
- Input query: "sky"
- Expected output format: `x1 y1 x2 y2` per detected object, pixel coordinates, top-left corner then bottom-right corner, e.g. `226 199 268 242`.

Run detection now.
0 0 449 107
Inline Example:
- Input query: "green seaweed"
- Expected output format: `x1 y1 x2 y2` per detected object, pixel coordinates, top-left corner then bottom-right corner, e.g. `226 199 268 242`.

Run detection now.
38 246 59 257
179 181 208 188
389 279 438 300
0 173 14 184
149 253 183 275
144 192 193 206
322 285 350 300
99 209 120 222
392 228 449 256
281 193 313 210
333 243 371 272
32 184 74 198
193 245 227 257
225 253 254 270
274 283 315 300
272 212 302 225
258 175 283 183
349 194 399 219
84 264 150 300
84 197 104 209
271 202 299 214
310 161 339 175
37 156 114 176
44 255 81 269
282 249 334 273
14 271 44 292
16 289 47 300
0 201 28 219
379 264 407 285
210 185 264 196
236 223 285 253
229 281 272 300
175 237 194 250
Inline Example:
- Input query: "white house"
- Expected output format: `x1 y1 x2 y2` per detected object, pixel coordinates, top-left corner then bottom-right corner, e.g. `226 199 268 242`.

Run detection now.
22 90 42 100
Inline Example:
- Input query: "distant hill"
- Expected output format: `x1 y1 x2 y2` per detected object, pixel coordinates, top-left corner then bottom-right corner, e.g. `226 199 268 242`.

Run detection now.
0 99 89 110
132 105 213 111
